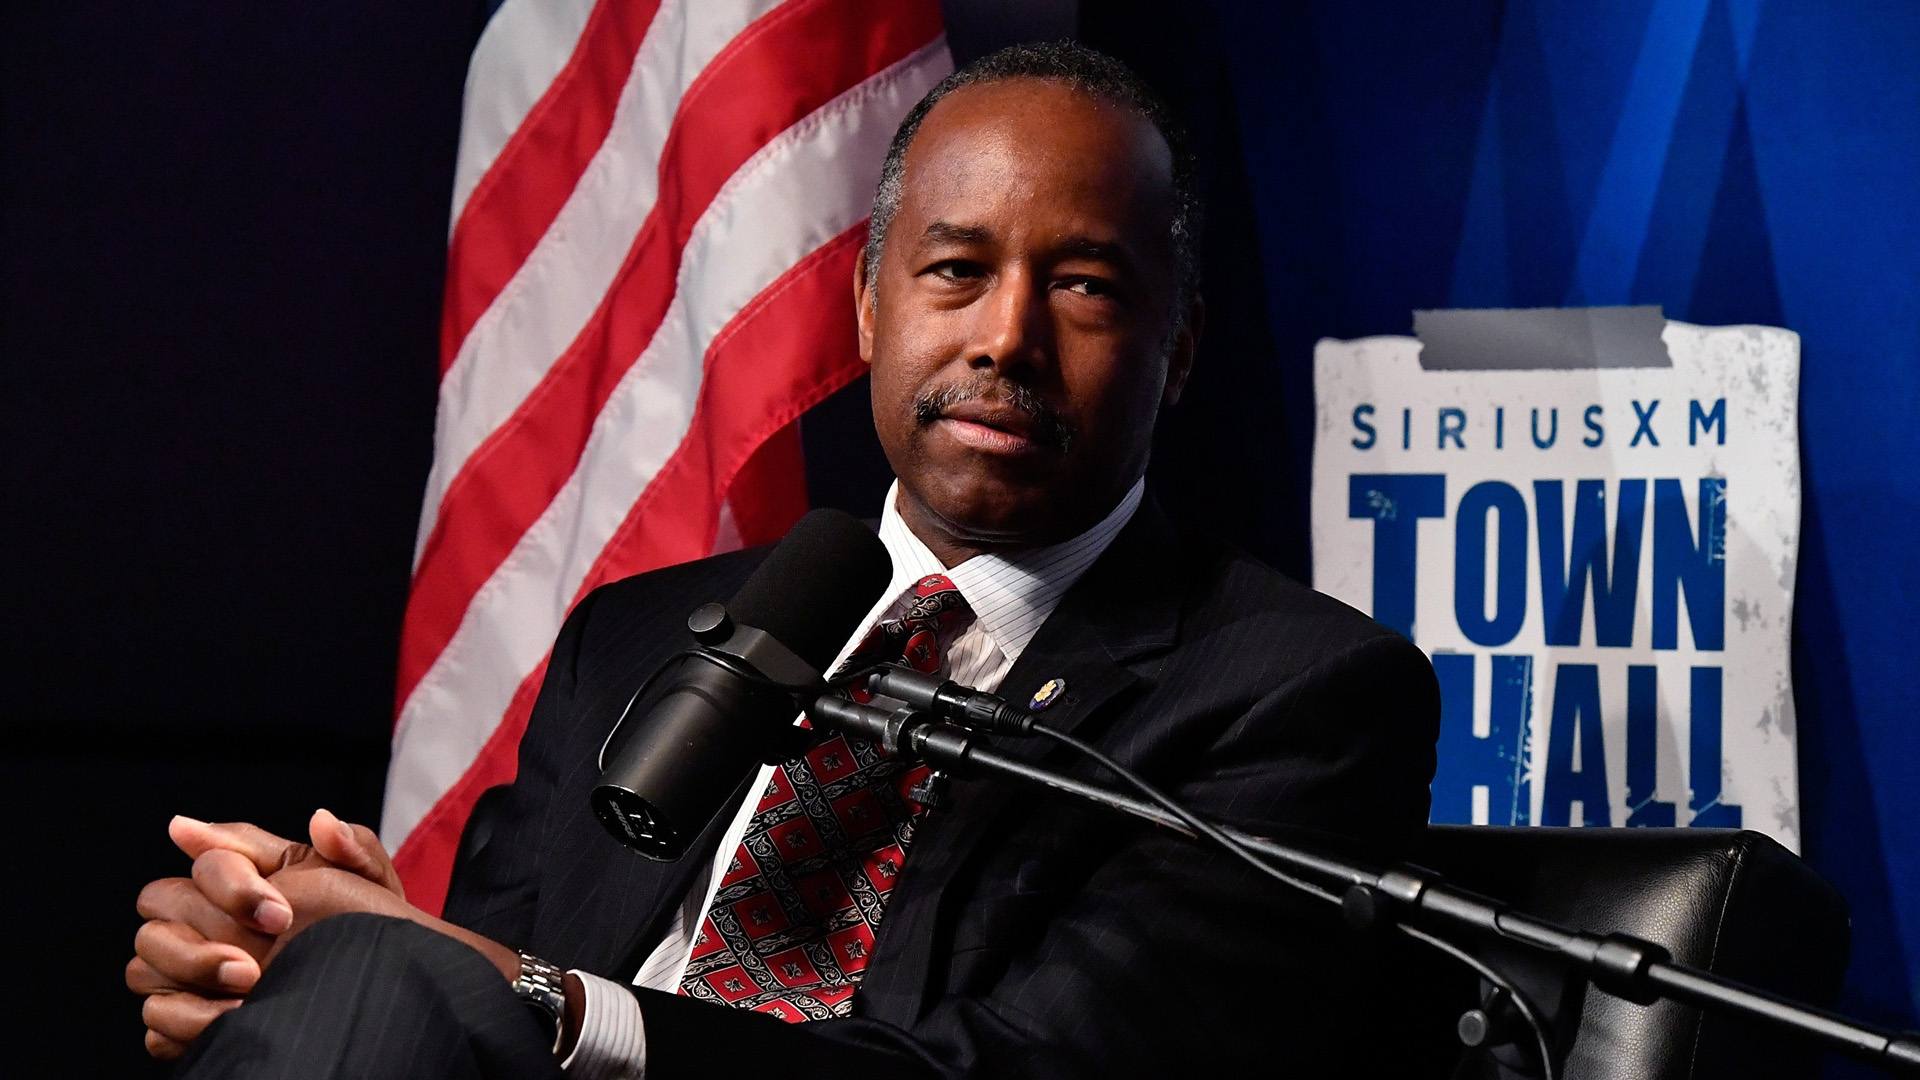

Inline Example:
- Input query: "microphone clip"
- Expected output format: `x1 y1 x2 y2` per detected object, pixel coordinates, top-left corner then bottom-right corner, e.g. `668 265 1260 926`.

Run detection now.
687 603 822 691
760 697 931 767
868 665 1040 736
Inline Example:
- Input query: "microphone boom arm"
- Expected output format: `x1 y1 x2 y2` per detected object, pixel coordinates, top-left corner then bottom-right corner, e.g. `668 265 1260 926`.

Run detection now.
805 685 1920 1079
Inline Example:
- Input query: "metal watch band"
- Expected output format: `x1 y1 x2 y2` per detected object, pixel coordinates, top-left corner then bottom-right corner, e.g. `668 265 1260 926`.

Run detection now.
513 951 569 1054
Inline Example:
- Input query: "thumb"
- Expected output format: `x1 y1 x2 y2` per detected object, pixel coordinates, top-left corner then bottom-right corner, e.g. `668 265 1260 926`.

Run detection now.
309 808 404 897
170 816 302 875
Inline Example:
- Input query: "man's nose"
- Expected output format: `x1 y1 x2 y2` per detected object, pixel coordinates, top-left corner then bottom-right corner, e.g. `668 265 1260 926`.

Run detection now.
967 270 1052 377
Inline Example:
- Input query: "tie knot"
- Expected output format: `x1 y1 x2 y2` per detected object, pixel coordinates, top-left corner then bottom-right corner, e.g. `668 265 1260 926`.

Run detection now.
899 574 970 629
834 575 974 683
913 573 956 596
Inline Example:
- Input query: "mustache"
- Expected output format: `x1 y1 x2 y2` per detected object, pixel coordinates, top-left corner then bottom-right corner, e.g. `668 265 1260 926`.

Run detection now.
913 375 1075 452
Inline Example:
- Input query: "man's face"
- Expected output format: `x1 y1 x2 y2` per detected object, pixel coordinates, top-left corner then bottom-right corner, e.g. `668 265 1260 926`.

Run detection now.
857 78 1197 548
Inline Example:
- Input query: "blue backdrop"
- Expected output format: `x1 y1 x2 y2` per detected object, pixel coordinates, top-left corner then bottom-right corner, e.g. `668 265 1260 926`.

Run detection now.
1205 0 1920 1052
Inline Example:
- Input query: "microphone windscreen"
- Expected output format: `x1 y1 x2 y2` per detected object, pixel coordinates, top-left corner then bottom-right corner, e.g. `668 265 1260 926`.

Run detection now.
725 508 892 672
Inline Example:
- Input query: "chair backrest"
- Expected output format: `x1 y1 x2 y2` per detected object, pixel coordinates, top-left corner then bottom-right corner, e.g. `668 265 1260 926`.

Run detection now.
1406 827 1850 1080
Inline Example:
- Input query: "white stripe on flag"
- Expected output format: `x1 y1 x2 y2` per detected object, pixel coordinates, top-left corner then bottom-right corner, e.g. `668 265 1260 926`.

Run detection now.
382 40 951 846
419 0 783 567
448 0 602 230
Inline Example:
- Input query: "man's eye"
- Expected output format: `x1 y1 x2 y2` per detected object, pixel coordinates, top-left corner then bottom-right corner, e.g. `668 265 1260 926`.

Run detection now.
927 260 984 281
1061 277 1118 299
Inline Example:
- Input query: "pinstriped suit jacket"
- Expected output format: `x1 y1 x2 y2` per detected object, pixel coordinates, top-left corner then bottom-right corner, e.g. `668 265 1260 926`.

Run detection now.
444 496 1440 1078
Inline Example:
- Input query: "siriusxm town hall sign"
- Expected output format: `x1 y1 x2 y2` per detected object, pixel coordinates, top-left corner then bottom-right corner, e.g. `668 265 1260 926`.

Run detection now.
1312 307 1801 849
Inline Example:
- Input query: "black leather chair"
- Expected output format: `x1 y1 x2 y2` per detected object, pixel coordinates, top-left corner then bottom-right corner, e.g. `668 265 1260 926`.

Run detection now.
1398 827 1851 1080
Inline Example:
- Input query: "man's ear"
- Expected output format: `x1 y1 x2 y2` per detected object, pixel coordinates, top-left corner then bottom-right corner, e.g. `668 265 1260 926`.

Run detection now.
1162 295 1204 407
854 246 877 364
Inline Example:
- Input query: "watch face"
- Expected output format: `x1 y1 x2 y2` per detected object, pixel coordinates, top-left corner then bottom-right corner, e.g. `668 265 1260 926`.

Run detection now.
524 1003 563 1056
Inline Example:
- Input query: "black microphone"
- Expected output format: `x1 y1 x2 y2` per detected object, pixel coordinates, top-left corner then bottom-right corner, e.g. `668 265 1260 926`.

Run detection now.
590 508 892 859
869 665 1038 735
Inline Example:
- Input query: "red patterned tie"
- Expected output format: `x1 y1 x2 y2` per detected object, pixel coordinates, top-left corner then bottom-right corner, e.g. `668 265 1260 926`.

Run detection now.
677 575 974 1021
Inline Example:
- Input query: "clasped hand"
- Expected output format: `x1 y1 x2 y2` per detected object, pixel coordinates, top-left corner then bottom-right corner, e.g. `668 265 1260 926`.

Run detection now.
126 809 519 1060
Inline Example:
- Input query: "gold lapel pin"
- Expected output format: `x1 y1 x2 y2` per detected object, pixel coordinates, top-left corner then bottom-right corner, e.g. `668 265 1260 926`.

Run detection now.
1029 678 1067 711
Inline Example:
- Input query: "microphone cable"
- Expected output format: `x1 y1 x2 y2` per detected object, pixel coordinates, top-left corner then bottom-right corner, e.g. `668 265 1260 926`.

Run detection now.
1016 720 1558 1080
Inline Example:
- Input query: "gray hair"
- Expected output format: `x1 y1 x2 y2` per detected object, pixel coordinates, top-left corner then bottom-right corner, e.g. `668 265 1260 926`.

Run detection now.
864 41 1203 324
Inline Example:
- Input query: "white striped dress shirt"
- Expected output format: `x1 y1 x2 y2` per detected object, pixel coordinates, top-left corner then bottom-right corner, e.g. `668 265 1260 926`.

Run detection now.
564 478 1145 1078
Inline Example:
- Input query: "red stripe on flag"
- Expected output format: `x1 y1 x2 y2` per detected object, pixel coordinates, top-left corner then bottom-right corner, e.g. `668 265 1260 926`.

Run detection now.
397 0 940 715
440 0 663 375
396 226 869 913
728 420 811 548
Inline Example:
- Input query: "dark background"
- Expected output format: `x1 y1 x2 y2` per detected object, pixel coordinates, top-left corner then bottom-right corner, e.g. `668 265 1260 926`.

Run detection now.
3 3 476 1074
5 1 1916 1076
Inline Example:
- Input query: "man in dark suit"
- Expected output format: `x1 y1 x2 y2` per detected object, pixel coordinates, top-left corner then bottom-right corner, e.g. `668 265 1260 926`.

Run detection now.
127 42 1438 1078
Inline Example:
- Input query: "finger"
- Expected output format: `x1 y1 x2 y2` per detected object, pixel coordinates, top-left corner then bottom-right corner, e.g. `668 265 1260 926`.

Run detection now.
143 992 242 1047
131 921 259 995
128 952 254 998
351 821 408 897
136 877 197 922
170 816 300 873
193 848 293 934
137 878 275 958
146 1029 188 1061
308 808 394 889
128 955 166 993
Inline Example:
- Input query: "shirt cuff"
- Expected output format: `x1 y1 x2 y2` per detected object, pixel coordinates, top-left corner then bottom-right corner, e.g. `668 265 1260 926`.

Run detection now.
561 969 648 1079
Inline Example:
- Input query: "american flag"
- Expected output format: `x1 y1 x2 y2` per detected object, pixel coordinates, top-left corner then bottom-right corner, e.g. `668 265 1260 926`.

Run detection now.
381 0 951 912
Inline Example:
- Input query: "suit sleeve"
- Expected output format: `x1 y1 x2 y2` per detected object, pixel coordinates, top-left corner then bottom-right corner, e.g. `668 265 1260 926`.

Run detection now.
441 586 605 948
633 631 1441 1080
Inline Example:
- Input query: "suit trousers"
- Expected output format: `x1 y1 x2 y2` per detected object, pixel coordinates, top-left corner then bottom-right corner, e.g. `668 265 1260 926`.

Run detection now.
175 913 565 1080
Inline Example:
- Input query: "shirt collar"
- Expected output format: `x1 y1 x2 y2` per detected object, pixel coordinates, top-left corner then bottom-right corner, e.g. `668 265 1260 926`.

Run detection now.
871 478 1145 663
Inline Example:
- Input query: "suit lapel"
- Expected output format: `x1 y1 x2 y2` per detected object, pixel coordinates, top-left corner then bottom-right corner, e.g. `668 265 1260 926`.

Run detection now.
982 492 1183 756
858 497 1186 1025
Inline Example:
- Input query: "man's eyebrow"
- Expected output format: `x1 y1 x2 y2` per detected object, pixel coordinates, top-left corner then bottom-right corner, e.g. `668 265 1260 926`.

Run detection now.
1054 236 1133 267
1050 237 1148 285
919 221 993 246
915 225 1139 273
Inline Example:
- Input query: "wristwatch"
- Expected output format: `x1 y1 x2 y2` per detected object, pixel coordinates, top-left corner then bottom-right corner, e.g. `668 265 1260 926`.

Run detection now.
513 951 569 1054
